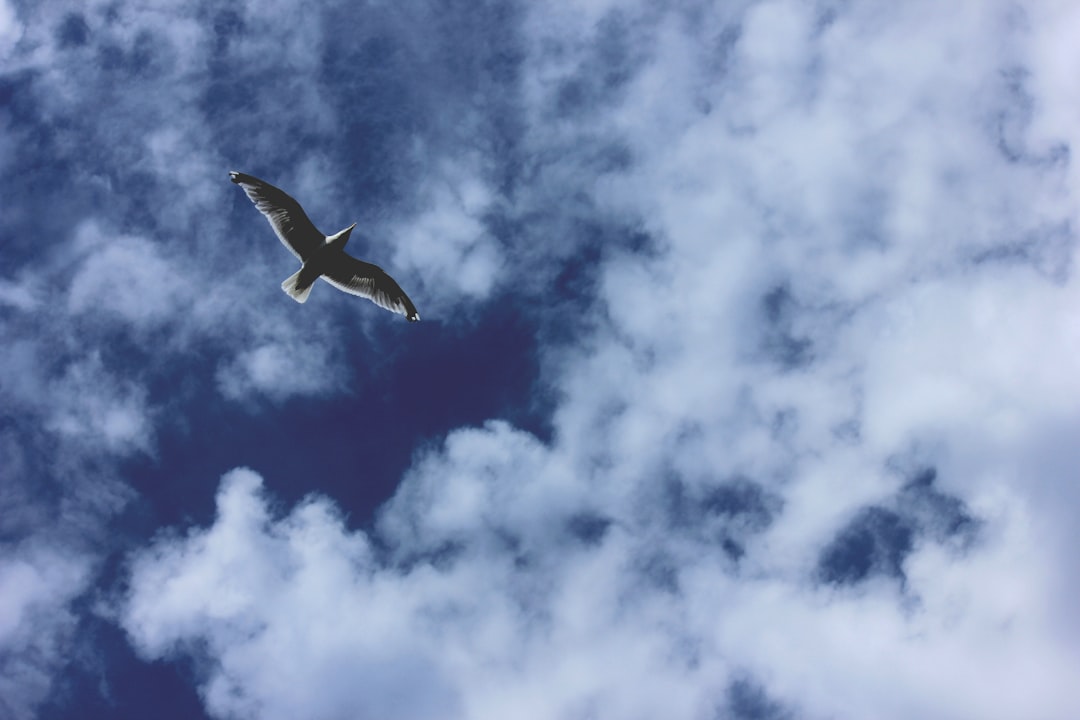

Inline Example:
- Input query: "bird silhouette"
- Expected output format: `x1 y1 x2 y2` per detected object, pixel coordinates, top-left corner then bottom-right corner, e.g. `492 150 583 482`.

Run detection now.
230 171 420 321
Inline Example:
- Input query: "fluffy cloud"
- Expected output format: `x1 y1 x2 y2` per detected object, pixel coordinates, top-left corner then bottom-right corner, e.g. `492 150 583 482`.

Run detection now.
216 340 345 403
391 161 504 311
0 0 21 61
124 446 1077 720
0 543 92 720
125 469 463 720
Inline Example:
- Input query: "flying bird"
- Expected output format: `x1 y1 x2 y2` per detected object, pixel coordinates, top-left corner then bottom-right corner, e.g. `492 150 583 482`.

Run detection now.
230 171 420 321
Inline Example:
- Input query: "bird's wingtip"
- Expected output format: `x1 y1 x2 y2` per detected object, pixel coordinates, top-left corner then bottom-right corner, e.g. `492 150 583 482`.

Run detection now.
408 312 420 322
228 171 242 183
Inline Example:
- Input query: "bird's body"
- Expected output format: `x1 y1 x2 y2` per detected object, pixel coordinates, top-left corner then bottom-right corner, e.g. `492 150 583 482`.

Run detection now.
229 171 420 321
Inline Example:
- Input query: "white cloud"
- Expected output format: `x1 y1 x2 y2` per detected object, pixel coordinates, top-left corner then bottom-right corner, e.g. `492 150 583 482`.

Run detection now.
0 338 155 456
125 443 1079 720
66 221 190 329
216 340 344 403
0 277 39 311
391 158 504 312
42 355 155 454
125 469 463 720
0 0 22 61
0 543 92 720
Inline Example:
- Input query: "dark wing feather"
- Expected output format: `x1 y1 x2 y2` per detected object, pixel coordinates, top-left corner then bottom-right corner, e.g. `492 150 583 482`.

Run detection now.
230 171 324 260
321 254 420 321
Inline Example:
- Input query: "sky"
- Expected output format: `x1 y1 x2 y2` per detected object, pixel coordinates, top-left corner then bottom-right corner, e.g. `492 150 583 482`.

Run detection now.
2 0 1080 719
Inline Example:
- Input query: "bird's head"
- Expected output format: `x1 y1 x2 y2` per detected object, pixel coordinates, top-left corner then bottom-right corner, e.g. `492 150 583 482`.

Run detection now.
328 222 357 251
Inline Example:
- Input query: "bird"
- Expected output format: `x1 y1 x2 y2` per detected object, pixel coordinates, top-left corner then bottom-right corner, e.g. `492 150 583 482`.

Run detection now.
229 171 420 321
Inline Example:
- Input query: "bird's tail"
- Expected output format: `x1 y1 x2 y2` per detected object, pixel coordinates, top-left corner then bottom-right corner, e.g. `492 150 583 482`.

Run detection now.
281 268 315 303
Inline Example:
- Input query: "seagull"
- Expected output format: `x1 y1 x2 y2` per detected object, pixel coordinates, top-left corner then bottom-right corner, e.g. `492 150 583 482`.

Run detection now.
230 171 420 321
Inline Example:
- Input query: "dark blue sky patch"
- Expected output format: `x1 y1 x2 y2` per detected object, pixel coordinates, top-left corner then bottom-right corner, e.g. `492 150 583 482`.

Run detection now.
721 538 745 561
565 511 613 546
537 220 660 349
207 7 245 51
426 2 527 200
56 13 91 49
660 473 693 529
492 525 534 570
0 67 193 257
198 70 261 140
0 425 59 542
722 676 794 720
814 4 840 32
592 11 639 92
971 220 1075 285
550 9 645 119
554 78 590 117
197 12 268 127
831 418 861 444
704 478 783 563
898 467 980 547
635 549 681 595
0 414 135 553
995 67 1036 164
202 5 492 209
39 615 211 720
117 299 546 533
316 2 528 210
904 465 938 490
390 538 468 574
323 67 424 210
541 237 608 348
660 474 782 564
0 73 92 264
550 228 605 305
702 478 780 531
818 465 983 588
700 21 742 81
114 30 171 79
0 72 31 123
992 66 1072 171
817 506 913 586
588 139 635 174
376 300 550 440
759 284 814 370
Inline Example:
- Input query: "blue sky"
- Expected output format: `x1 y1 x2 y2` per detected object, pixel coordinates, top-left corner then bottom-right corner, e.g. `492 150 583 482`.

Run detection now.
2 1 1080 719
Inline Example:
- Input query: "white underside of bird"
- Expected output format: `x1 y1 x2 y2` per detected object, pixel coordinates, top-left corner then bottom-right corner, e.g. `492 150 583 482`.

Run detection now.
230 171 420 321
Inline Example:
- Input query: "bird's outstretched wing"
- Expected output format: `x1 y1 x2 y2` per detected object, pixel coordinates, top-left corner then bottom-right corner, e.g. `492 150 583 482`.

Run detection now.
230 172 324 261
322 254 420 321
